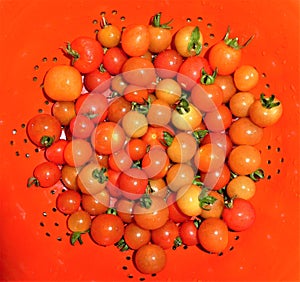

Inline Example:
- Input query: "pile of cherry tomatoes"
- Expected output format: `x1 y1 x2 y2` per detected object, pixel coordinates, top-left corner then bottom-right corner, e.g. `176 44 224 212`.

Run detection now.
26 12 283 275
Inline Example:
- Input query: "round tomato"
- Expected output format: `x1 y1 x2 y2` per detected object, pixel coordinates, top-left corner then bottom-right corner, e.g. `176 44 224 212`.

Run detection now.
166 192 190 223
123 222 151 250
204 104 232 132
155 78 182 105
69 115 95 139
147 99 172 127
197 217 228 253
45 139 68 165
107 96 131 123
81 189 110 216
65 36 104 74
222 198 256 231
229 91 255 117
233 65 259 91
61 165 80 191
108 149 133 172
125 137 148 161
43 65 83 102
214 74 237 103
56 190 81 214
103 47 128 75
122 110 148 138
52 101 76 126
83 68 111 93
179 219 200 246
27 114 62 148
226 175 256 200
97 18 121 48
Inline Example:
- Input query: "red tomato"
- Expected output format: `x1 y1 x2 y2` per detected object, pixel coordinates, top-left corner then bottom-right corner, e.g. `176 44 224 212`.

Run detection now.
121 24 150 57
103 47 128 75
123 222 151 250
151 220 180 249
45 139 68 165
204 104 232 132
125 138 148 161
92 121 126 155
65 36 104 74
177 56 212 91
90 213 124 246
69 114 95 139
106 169 122 198
83 69 111 93
27 114 62 148
118 168 148 200
166 192 190 223
141 125 174 150
27 161 61 188
197 218 229 253
108 149 133 172
123 84 149 104
201 132 233 157
222 198 256 231
179 219 200 246
56 190 81 214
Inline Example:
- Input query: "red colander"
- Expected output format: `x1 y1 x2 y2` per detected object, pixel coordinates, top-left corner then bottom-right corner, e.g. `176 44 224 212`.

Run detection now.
0 0 299 281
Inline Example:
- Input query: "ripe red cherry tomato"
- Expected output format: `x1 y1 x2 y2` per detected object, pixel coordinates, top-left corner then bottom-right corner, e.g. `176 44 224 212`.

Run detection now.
222 198 256 231
103 47 128 75
56 190 81 214
65 36 104 74
83 68 111 93
179 219 200 246
45 139 68 165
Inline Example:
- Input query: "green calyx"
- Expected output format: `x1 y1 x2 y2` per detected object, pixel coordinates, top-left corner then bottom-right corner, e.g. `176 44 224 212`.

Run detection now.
187 26 202 55
260 94 281 109
223 26 254 50
176 98 190 115
200 68 218 85
71 229 90 245
162 131 174 147
40 135 55 147
199 188 217 210
92 167 108 184
140 194 152 209
192 129 209 144
151 12 173 29
65 42 80 64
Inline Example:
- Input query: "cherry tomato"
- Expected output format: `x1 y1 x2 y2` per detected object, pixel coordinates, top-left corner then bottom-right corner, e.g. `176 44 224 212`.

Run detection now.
229 91 255 117
122 110 148 138
214 74 237 103
103 47 128 75
77 162 108 195
52 101 76 126
147 99 172 127
200 190 225 219
153 49 183 79
56 190 81 214
174 25 203 57
106 169 122 198
90 213 124 246
133 195 169 230
151 220 180 249
92 121 126 155
141 125 173 150
67 210 91 232
125 138 148 161
204 104 232 132
177 55 212 91
81 189 110 216
166 163 195 192
114 198 134 223
197 218 228 253
165 132 197 163
222 198 256 231
176 184 203 217
27 114 62 148
166 192 190 223
43 65 83 102
179 219 200 246
121 57 156 87
194 143 226 173
27 161 61 188
69 114 95 139
142 148 170 179
148 178 168 198
63 139 93 167
108 149 133 172
121 24 150 56
201 132 233 157
75 93 108 124
228 145 261 176
61 165 80 191
107 96 131 123
123 222 151 250
249 94 283 127
97 18 121 48
155 78 182 105
123 84 149 104
226 175 256 200
45 139 68 165
118 168 148 200
148 12 173 53
134 244 167 274
83 68 111 93
228 117 264 145
234 65 259 91
65 36 104 74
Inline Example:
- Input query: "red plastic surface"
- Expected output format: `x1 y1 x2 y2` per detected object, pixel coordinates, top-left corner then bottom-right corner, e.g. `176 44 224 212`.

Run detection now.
0 0 299 281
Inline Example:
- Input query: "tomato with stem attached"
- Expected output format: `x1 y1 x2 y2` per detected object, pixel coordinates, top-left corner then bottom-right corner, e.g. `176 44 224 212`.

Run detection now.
97 17 121 48
45 139 68 165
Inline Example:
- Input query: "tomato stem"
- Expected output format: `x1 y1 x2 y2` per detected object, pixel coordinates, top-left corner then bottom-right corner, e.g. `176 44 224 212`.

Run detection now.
139 194 152 209
92 167 108 184
260 93 281 109
64 42 80 64
192 129 209 143
199 188 217 211
223 26 255 50
200 68 218 85
176 98 190 115
106 208 118 215
70 229 89 245
172 236 183 250
40 136 55 147
187 26 202 55
151 12 173 29
115 238 130 252
162 131 174 147
27 176 39 187
249 168 265 182
193 175 204 187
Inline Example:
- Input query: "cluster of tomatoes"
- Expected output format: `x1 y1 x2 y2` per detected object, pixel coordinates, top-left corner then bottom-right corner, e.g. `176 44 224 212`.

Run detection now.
26 13 283 275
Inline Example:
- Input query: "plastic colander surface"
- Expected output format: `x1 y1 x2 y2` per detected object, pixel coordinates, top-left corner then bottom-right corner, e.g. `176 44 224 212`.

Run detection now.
0 0 299 281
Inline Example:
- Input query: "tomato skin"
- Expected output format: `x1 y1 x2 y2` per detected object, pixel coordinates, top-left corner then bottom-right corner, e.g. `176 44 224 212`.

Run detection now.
148 25 172 53
108 149 133 172
123 222 151 250
45 139 68 165
66 36 104 74
233 65 259 92
208 41 241 75
56 190 81 214
151 220 179 249
103 47 128 75
177 56 212 91
83 69 111 93
122 110 148 138
97 23 121 48
69 115 95 139
166 192 190 223
81 189 110 216
204 104 232 132
118 168 148 200
123 84 149 104
153 49 183 78
43 65 83 102
214 74 237 103
67 210 92 233
27 114 62 148
229 91 255 117
200 190 225 219
121 24 150 57
115 198 134 223
142 125 174 150
92 121 126 155
90 213 124 246
133 195 169 230
61 165 80 191
226 175 256 200
222 198 256 231
197 218 229 253
52 101 76 126
134 244 167 274
201 132 233 157
107 96 131 123
30 161 61 188
125 138 148 161
179 220 199 246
